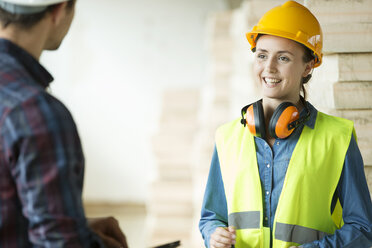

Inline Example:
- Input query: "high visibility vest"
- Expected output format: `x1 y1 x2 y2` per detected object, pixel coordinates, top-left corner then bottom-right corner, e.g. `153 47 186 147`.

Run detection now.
215 111 354 248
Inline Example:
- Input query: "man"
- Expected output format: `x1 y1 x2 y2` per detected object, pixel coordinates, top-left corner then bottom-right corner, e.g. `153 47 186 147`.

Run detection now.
0 0 128 247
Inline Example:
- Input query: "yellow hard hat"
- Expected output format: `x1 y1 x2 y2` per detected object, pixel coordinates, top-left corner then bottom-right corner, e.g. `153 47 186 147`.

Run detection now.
246 1 323 67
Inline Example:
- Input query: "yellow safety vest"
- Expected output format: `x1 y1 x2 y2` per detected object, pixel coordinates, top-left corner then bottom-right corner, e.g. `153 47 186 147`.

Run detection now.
215 111 354 248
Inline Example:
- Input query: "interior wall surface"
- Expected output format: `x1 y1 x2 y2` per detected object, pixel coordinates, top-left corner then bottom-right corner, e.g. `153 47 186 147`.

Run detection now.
41 0 226 203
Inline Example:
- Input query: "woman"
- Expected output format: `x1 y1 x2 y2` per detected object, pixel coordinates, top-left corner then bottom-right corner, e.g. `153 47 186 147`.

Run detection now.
199 1 372 248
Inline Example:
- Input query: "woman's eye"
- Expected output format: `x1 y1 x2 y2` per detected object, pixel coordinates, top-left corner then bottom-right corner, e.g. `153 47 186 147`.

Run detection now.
279 56 289 62
257 54 266 59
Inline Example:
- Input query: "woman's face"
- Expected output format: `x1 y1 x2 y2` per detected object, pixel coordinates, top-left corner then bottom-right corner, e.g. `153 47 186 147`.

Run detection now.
253 35 313 102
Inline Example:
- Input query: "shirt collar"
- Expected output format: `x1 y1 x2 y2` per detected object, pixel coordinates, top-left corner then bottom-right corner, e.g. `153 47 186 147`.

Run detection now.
301 100 317 129
0 38 53 88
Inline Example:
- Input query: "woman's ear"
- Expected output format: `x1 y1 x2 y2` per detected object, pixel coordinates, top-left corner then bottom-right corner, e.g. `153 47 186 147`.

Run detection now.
303 59 315 77
49 2 68 26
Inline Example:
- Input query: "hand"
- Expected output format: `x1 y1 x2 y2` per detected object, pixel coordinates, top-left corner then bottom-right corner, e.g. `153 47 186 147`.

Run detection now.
88 216 128 248
210 226 236 248
289 246 299 248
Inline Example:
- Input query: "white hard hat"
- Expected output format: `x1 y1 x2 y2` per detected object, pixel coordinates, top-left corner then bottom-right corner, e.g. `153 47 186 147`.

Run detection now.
0 0 70 14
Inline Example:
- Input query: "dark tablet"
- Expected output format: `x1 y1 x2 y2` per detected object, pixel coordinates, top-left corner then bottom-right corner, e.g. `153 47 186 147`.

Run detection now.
152 240 181 248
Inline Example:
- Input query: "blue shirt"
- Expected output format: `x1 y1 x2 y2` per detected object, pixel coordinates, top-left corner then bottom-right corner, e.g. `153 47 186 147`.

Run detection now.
199 102 372 247
0 39 104 247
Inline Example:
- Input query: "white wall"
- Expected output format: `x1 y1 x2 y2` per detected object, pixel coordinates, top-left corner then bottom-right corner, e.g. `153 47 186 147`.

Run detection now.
41 0 226 203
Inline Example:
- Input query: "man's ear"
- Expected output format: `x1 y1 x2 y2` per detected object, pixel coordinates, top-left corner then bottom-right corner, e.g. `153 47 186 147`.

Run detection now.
49 2 68 26
303 59 315 77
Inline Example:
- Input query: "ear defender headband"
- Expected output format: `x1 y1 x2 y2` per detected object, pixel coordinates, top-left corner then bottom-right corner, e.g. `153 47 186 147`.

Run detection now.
241 98 310 139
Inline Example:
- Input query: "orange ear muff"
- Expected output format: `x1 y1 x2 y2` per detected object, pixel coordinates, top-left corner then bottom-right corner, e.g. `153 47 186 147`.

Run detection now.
248 101 266 139
246 104 256 135
241 100 266 139
269 102 299 139
242 98 309 140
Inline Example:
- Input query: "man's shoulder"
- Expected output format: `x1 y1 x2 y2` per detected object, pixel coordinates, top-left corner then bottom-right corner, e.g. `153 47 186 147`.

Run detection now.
0 56 71 130
0 55 47 110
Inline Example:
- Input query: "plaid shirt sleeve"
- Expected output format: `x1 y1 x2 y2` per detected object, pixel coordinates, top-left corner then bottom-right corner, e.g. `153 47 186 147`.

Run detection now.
2 91 103 247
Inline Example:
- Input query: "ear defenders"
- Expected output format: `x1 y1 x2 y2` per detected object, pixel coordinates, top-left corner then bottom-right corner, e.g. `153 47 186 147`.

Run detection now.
240 98 310 139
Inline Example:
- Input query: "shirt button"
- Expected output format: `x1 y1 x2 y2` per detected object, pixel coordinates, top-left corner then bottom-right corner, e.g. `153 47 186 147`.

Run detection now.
276 141 280 145
266 191 270 195
265 217 268 221
267 164 270 168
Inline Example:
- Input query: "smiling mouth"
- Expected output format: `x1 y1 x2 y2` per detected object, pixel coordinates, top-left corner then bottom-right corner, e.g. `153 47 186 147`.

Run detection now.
264 77 282 86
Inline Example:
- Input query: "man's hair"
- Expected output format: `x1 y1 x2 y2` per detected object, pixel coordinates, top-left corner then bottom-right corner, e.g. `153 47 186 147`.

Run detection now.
0 0 75 29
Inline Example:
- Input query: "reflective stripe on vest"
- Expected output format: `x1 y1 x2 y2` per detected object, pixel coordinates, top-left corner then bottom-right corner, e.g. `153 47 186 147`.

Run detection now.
275 222 329 244
228 214 331 243
229 211 261 229
216 111 354 247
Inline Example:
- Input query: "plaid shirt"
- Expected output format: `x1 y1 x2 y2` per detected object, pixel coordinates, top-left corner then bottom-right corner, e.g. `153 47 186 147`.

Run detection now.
0 39 103 247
